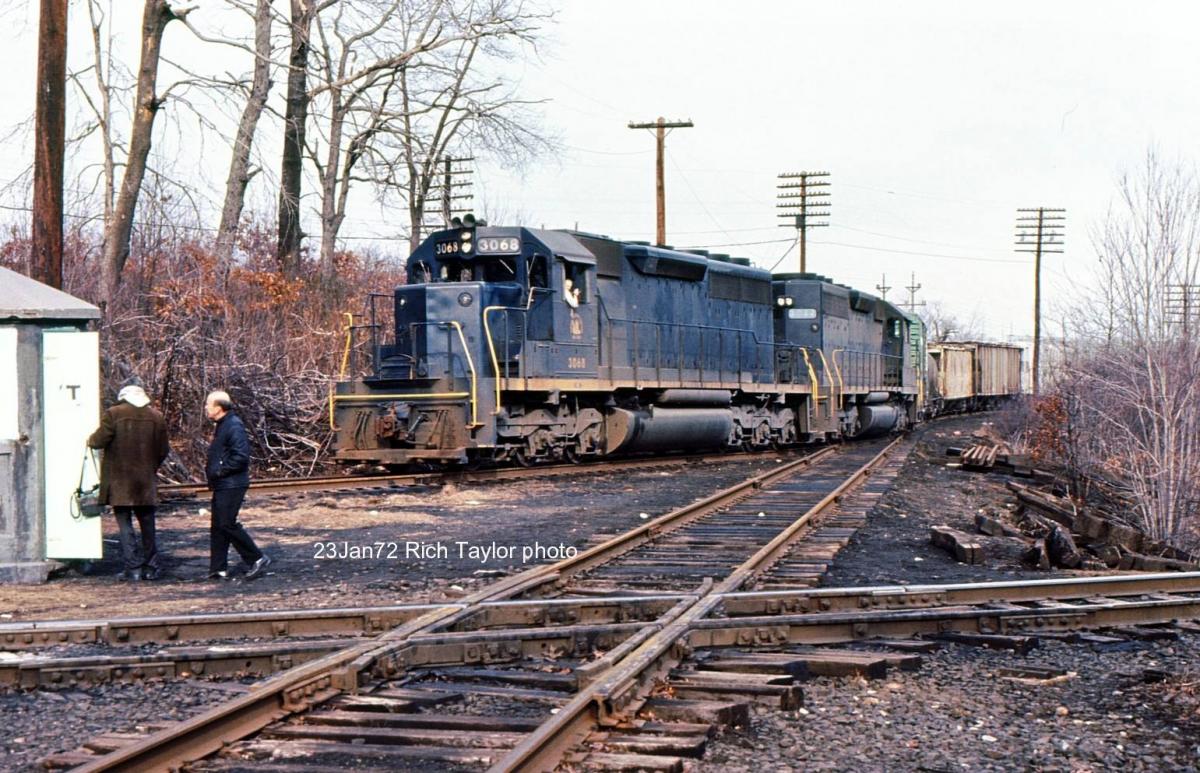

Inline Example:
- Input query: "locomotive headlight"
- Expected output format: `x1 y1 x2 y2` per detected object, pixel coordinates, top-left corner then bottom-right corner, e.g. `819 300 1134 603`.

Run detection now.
776 297 786 307
458 292 474 307
786 297 794 307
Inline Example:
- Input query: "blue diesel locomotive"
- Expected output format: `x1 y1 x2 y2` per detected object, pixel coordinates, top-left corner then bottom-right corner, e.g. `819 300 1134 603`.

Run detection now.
331 221 923 466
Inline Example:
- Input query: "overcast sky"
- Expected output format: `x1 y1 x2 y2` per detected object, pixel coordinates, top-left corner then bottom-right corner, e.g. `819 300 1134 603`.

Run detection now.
2 1 1198 341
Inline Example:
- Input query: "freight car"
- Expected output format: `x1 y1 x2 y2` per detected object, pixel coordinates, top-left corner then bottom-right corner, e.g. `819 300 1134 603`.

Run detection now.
330 221 927 466
926 341 1023 414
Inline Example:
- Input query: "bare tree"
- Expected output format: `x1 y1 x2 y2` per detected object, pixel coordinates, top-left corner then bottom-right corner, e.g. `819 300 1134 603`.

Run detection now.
213 0 274 262
298 0 552 277
277 0 319 276
919 300 983 343
1054 151 1200 548
99 0 188 305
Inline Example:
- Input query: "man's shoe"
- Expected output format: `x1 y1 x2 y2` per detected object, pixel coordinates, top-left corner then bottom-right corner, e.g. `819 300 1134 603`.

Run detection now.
244 555 272 580
142 568 162 581
118 570 142 581
206 571 229 582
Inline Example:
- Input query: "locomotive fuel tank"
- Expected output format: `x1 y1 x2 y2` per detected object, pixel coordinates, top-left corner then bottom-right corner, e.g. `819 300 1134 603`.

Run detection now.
855 403 903 436
604 406 733 453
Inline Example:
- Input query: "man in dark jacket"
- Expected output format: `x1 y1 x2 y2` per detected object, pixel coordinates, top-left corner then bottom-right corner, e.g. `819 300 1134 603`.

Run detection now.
205 390 270 580
87 384 170 581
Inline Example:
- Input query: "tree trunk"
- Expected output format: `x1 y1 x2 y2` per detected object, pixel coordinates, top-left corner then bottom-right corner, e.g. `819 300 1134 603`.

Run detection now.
318 91 345 282
87 0 116 230
277 0 312 277
215 0 271 263
101 0 178 304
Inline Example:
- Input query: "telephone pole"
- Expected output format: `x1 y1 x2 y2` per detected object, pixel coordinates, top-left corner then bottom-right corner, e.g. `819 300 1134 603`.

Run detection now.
777 171 830 273
900 272 925 312
421 156 474 236
876 274 892 300
31 0 68 289
1165 284 1199 336
628 117 693 246
1015 207 1066 395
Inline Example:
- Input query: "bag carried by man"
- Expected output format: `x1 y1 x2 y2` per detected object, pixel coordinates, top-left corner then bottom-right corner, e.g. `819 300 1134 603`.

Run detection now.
72 448 104 520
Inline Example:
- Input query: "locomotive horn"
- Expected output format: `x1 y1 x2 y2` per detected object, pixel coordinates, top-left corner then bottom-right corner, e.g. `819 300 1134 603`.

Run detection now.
451 216 463 227
462 213 477 227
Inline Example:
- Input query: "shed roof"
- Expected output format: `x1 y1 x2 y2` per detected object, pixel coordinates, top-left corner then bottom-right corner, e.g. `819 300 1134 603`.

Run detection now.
0 267 101 322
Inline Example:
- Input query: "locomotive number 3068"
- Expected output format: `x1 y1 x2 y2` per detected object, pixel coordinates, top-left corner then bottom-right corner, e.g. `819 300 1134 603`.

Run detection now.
567 356 587 369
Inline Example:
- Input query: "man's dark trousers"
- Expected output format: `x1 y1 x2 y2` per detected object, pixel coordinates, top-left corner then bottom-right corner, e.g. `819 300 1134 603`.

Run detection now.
209 488 263 573
113 506 160 573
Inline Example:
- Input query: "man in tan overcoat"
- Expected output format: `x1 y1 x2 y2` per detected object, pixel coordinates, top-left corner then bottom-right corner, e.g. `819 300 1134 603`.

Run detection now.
88 384 170 580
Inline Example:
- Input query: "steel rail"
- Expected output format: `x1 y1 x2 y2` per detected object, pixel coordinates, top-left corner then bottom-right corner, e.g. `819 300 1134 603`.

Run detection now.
69 447 840 772
0 604 443 650
717 571 1200 616
157 447 807 500
687 591 1200 647
0 594 689 651
27 575 1200 690
488 437 906 772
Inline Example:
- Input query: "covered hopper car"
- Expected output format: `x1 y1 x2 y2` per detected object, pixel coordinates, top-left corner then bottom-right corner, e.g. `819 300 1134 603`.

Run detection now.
927 342 1023 413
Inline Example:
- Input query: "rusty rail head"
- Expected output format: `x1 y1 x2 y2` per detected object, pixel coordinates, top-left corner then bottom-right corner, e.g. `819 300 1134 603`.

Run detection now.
158 447 807 500
68 449 832 772
488 439 904 772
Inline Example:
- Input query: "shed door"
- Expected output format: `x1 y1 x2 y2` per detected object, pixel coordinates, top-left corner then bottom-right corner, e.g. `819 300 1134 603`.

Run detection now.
43 331 102 559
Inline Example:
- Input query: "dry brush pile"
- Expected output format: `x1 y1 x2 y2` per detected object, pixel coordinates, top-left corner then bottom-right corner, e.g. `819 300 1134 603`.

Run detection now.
3 222 405 481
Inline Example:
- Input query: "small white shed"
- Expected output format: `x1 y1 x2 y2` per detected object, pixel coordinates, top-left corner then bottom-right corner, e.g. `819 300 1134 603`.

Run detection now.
0 267 102 583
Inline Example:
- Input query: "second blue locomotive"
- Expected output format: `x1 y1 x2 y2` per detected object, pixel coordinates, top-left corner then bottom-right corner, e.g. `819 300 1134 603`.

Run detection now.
332 221 922 466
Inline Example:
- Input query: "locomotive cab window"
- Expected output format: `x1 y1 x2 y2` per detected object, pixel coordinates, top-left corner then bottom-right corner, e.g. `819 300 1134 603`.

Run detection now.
890 318 904 338
439 259 472 282
409 261 433 284
562 260 588 306
479 256 518 283
528 254 550 290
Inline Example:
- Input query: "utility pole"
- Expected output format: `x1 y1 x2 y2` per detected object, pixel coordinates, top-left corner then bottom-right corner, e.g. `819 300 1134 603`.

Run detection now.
1015 207 1065 395
31 0 68 289
628 117 693 246
876 274 891 300
900 272 925 312
777 171 830 273
1165 284 1200 337
422 156 474 235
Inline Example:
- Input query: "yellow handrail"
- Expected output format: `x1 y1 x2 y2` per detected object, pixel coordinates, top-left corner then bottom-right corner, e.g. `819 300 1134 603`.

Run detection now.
817 349 838 410
330 312 356 431
339 311 354 379
799 348 822 403
483 292 538 416
831 348 846 397
333 392 472 401
482 306 507 415
445 321 480 427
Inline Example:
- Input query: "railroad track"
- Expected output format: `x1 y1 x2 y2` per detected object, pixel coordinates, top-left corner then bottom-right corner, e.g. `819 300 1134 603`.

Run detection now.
156 447 801 500
26 437 1200 772
37 441 896 770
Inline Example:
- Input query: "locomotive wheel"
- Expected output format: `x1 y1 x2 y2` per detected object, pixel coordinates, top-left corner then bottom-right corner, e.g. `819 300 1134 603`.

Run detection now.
512 447 533 467
563 445 582 464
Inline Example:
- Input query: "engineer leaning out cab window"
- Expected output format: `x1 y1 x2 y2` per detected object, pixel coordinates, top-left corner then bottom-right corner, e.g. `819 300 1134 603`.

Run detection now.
564 278 581 308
